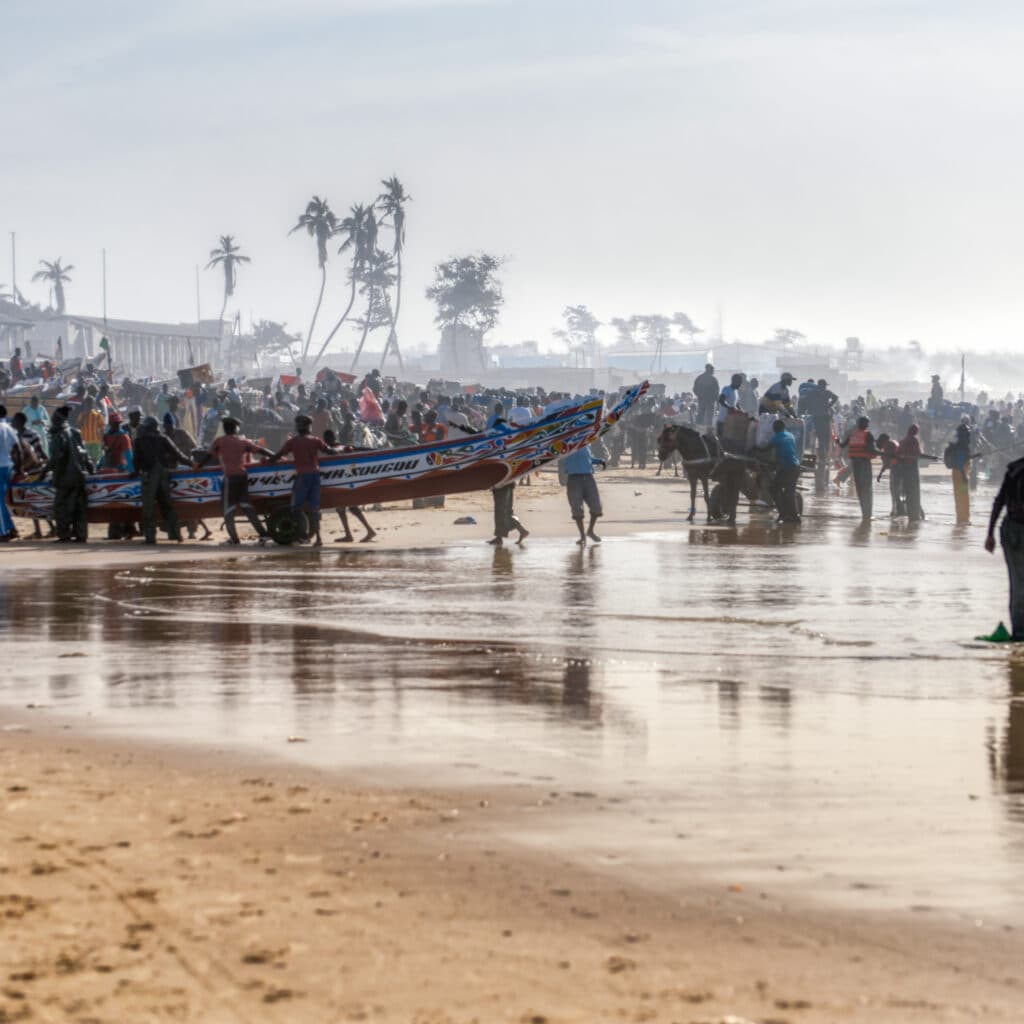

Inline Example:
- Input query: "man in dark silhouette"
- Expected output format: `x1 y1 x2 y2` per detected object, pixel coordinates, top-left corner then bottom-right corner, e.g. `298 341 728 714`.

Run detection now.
692 364 719 429
986 456 1024 640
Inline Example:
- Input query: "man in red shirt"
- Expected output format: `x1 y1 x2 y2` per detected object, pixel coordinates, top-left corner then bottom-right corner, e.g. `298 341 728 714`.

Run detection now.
197 416 273 544
268 413 333 546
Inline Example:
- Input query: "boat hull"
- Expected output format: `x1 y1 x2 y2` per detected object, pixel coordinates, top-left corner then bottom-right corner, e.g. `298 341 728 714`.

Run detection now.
10 383 648 524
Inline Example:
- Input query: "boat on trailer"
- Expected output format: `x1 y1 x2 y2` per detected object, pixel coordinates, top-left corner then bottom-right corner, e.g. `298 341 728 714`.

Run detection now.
10 382 648 543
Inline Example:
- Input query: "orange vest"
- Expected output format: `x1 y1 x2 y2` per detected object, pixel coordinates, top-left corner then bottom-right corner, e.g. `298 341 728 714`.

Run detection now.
848 428 872 460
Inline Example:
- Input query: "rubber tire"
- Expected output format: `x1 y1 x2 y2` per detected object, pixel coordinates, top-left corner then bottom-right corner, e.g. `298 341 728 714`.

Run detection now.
267 507 301 546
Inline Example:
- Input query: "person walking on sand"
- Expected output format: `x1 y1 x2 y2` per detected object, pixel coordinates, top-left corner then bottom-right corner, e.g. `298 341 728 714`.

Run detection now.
196 416 272 546
268 413 332 546
840 415 881 519
985 455 1024 639
489 482 528 547
563 444 605 546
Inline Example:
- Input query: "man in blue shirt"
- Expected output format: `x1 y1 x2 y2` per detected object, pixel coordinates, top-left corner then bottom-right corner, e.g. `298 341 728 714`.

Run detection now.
768 419 802 524
563 444 605 545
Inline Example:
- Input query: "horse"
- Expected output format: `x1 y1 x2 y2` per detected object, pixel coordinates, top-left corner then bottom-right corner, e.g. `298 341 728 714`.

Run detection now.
656 424 721 523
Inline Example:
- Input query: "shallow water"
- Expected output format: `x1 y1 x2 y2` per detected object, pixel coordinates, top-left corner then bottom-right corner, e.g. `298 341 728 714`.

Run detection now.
2 472 1023 925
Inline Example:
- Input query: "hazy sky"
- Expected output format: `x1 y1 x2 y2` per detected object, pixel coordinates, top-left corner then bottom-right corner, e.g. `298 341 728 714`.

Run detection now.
3 0 1023 356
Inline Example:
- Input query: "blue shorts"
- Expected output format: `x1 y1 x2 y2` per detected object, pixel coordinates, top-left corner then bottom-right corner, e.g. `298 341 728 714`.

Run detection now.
291 472 321 512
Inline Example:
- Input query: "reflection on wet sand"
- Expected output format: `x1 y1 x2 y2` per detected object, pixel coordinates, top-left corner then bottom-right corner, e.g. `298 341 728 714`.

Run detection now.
2 483 1024 921
990 658 1024 807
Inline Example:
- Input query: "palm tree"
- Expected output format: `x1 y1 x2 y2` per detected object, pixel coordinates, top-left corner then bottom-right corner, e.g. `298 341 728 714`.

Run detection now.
205 235 250 325
290 196 337 366
376 176 410 369
311 204 372 368
32 258 74 314
350 248 396 372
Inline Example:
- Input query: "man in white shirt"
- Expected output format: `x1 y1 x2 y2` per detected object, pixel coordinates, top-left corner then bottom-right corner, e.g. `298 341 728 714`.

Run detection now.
0 404 20 541
715 373 744 435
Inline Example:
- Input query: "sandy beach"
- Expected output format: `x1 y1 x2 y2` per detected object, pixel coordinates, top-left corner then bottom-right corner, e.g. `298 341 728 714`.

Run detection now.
2 465 699 569
2 722 1022 1024
2 466 1022 1022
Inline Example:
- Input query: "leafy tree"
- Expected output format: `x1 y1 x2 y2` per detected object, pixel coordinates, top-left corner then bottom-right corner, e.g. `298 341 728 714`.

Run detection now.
205 235 250 325
290 196 337 365
638 315 671 348
772 327 805 350
672 311 702 342
635 315 673 371
246 319 302 367
609 316 641 348
557 304 601 367
426 254 504 338
32 258 74 314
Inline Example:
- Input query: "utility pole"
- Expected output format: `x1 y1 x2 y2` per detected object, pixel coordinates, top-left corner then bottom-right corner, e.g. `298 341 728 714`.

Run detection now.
102 248 108 325
10 232 16 304
195 265 201 324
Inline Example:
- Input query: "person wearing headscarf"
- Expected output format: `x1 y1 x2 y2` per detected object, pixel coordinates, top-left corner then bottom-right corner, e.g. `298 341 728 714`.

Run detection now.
101 413 133 474
899 423 925 522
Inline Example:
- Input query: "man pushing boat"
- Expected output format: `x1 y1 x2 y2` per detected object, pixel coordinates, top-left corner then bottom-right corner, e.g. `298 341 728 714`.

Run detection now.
267 413 334 547
195 416 273 546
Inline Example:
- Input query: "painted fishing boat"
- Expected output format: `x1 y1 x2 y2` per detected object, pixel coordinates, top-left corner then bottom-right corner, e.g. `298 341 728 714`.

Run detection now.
10 382 648 542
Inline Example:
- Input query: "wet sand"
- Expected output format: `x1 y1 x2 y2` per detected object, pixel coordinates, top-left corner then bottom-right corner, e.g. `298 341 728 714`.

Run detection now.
2 466 663 567
2 465 1023 1021
2 725 1023 1024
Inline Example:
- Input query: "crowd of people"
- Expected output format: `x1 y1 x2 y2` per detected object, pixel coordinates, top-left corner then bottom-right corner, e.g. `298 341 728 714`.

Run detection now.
3 352 1024 637
0 360 615 547
0 355 1022 546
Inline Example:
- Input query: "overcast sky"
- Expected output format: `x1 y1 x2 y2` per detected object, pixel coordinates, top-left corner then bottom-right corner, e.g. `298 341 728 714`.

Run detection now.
2 0 1022 356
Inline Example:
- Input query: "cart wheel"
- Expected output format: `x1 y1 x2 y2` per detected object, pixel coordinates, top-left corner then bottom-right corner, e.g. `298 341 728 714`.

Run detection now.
267 507 301 546
707 484 723 520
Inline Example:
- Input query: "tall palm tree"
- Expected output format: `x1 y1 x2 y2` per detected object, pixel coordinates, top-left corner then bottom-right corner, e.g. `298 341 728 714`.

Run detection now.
32 258 74 314
290 196 337 366
350 248 396 372
311 203 372 368
376 176 410 369
205 235 250 325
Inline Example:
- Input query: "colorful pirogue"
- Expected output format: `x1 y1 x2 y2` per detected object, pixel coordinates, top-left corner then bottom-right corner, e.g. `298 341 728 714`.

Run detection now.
10 382 648 542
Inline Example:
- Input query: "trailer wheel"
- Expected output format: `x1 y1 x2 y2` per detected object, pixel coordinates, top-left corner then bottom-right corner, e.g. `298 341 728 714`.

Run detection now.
267 507 301 546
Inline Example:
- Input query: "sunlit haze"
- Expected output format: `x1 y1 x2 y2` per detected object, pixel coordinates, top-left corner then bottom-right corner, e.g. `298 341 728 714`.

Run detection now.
4 0 1023 354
